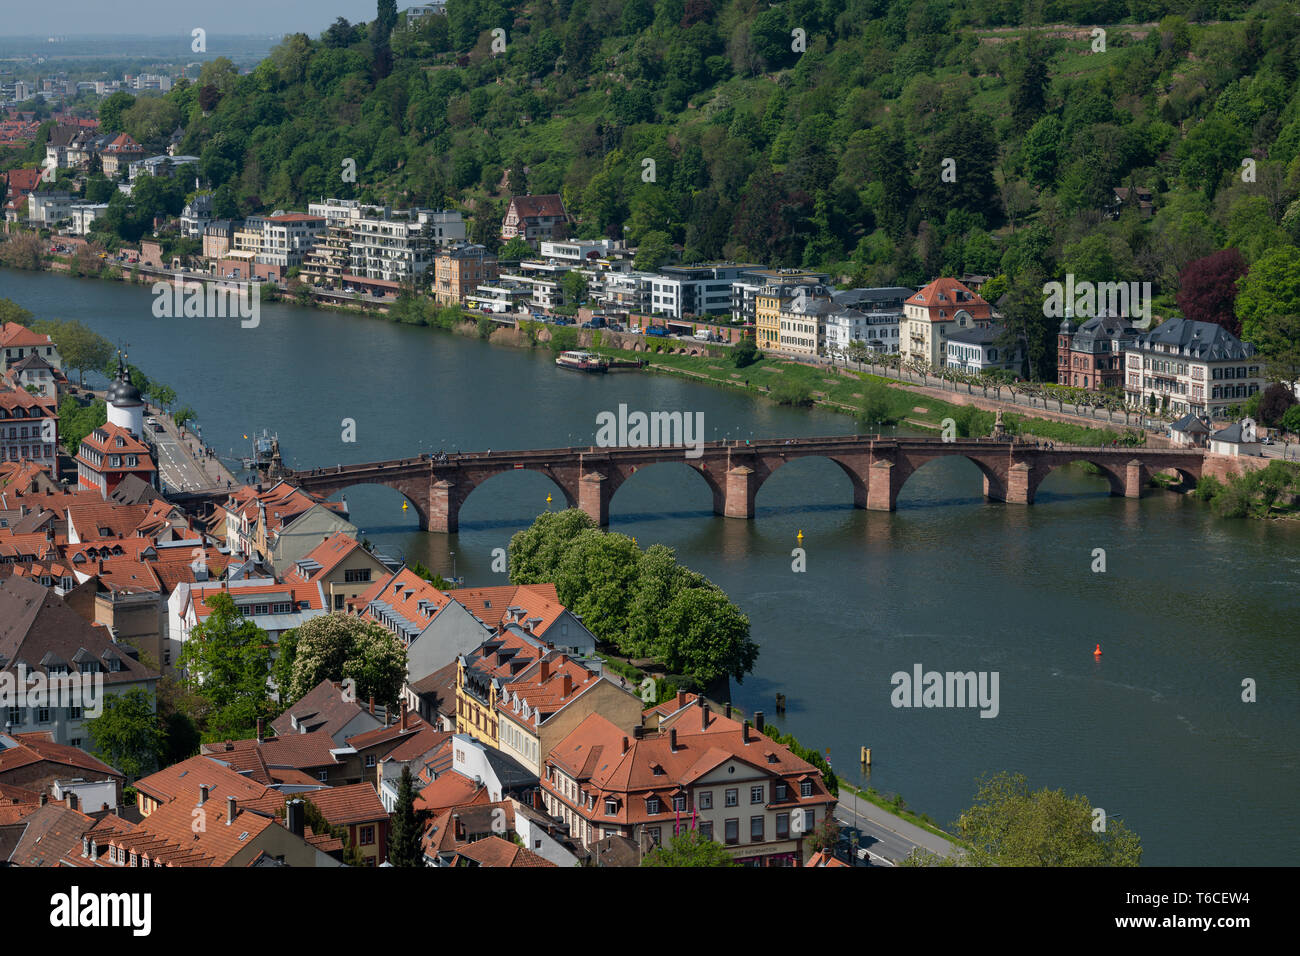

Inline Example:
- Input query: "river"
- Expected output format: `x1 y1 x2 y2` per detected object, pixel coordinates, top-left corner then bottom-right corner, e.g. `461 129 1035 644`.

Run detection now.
4 267 1297 865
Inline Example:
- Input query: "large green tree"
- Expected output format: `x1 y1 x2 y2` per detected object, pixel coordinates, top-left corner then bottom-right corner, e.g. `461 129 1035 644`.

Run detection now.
953 772 1142 867
387 765 427 867
177 592 276 741
641 828 737 867
30 319 113 387
84 688 165 782
1235 245 1300 383
282 613 407 709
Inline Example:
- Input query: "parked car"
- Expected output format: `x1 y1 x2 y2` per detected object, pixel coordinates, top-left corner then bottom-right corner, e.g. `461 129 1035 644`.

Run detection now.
646 326 669 337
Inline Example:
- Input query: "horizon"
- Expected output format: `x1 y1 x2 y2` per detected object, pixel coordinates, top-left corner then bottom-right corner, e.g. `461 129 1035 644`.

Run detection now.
2 1 379 37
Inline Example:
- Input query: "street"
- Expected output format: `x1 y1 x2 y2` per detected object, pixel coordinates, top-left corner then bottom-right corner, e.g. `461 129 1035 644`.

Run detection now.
833 789 960 866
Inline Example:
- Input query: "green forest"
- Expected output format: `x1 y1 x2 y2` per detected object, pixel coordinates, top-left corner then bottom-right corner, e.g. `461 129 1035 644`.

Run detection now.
6 0 1300 381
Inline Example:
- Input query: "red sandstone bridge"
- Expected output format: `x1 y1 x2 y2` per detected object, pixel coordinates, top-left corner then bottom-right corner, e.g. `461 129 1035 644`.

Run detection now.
283 435 1216 533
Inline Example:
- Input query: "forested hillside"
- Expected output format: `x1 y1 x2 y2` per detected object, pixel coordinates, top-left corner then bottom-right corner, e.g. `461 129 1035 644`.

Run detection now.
10 0 1300 378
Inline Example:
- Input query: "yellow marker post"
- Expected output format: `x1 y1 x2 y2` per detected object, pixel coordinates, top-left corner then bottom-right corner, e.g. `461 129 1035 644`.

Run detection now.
797 529 804 542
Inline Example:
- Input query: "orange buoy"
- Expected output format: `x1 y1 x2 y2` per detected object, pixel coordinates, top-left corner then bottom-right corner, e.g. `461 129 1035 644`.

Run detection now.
1093 643 1103 657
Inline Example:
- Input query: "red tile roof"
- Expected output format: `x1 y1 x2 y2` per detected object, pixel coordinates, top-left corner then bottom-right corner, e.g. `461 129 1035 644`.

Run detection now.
302 782 386 826
0 733 123 780
907 277 991 320
507 195 566 220
451 834 555 867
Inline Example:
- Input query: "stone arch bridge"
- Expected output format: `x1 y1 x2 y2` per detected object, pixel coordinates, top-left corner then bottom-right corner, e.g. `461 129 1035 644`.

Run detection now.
283 436 1211 533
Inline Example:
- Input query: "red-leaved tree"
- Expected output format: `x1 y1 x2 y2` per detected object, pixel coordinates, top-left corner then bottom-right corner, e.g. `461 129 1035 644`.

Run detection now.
1176 248 1247 336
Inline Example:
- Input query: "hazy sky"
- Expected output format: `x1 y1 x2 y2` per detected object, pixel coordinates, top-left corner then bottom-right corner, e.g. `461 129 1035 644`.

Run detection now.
8 0 380 36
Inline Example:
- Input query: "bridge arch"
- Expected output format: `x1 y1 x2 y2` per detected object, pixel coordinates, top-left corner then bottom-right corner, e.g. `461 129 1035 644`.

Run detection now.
606 459 726 522
311 478 430 532
894 453 1008 507
755 454 871 513
455 466 578 529
1028 458 1128 501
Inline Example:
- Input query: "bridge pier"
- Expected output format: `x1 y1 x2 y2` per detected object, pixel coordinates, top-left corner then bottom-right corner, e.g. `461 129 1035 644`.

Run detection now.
1004 462 1034 504
1124 459 1147 499
723 465 756 519
867 460 896 511
579 471 611 526
428 479 458 533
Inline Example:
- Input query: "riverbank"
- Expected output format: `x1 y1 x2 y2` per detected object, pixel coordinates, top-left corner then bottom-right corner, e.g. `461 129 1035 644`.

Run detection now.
16 251 1142 445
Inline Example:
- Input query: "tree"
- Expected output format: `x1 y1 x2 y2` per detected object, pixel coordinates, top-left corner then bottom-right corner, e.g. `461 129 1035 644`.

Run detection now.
733 337 758 368
84 688 164 782
634 230 674 271
561 270 588 306
857 379 899 428
33 319 113 386
1280 404 1300 436
374 0 398 78
499 236 533 261
0 233 43 271
151 383 177 413
1177 249 1247 336
177 593 275 741
653 585 757 686
1235 246 1300 384
174 406 197 429
1258 383 1297 427
641 828 738 866
1008 37 1051 133
283 613 407 708
509 508 598 582
98 91 136 132
954 772 1142 866
0 298 33 326
387 765 427 867
805 815 841 854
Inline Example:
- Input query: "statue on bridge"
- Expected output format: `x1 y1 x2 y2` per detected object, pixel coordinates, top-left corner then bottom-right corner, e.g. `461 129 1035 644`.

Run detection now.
992 408 1008 441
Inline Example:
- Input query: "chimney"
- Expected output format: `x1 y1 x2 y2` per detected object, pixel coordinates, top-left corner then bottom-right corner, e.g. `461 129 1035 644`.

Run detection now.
755 711 764 733
742 721 751 744
561 673 573 698
286 799 304 838
539 659 550 682
400 699 408 730
226 795 236 825
621 735 629 754
199 784 209 805
65 792 78 810
676 690 687 710
701 704 710 731
725 702 732 720
256 718 264 744
669 728 678 753
369 695 374 716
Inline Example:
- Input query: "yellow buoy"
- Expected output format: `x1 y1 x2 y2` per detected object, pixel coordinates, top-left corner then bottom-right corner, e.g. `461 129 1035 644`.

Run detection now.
797 529 804 542
401 501 408 512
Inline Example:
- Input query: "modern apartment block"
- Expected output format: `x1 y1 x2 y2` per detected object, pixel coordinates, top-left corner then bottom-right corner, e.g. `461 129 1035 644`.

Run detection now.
303 200 466 286
651 264 765 319
1123 317 1264 419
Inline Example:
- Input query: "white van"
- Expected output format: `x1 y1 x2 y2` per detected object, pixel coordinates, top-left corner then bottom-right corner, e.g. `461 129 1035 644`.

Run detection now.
694 329 712 341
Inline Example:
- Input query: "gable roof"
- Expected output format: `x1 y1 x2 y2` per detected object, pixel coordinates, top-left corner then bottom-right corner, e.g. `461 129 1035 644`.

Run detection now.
270 678 381 742
0 733 123 781
507 194 566 220
451 833 555 867
302 782 386 826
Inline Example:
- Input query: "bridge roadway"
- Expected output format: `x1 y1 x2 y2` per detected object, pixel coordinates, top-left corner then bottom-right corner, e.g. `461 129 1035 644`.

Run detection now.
282 434 1212 534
